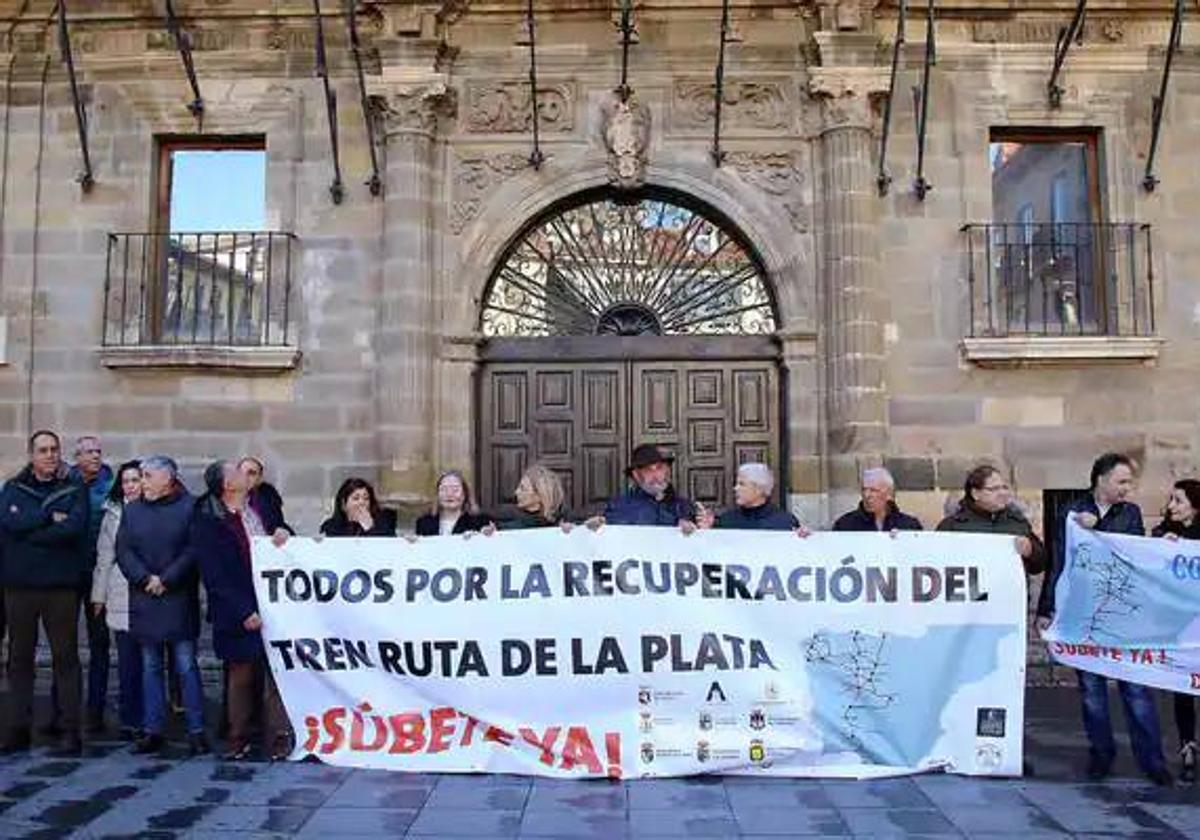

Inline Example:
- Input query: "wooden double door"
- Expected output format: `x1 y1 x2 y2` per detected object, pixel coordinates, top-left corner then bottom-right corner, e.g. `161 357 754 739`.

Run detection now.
478 339 781 516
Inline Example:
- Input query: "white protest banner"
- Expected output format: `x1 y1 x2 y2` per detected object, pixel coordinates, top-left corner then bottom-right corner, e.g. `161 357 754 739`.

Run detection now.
254 527 1027 779
1045 519 1200 694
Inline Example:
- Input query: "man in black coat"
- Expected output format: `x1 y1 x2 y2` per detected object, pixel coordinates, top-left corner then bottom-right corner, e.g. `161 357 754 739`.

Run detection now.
832 467 923 532
0 430 90 755
710 463 804 532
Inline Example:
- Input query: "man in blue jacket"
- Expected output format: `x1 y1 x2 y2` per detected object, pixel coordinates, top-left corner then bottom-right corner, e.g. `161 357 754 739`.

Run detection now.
1036 452 1171 786
0 430 90 755
597 444 697 527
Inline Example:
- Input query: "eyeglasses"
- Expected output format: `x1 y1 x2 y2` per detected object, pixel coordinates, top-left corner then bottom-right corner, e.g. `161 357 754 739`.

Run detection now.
980 483 1009 493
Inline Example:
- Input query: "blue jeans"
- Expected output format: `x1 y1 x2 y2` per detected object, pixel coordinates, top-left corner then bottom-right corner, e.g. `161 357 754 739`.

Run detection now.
141 639 205 736
1078 671 1167 773
114 631 143 730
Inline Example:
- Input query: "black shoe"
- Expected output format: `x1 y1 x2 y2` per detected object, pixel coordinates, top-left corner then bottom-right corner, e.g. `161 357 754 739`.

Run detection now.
1086 755 1112 781
1148 767 1175 787
132 734 165 755
118 726 141 742
50 734 82 757
1180 741 1197 784
85 709 106 736
1022 759 1035 777
0 731 32 754
37 721 63 739
222 741 253 762
187 733 211 757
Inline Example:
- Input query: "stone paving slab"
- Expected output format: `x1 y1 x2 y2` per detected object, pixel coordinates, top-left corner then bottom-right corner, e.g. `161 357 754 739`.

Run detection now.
1 688 1200 838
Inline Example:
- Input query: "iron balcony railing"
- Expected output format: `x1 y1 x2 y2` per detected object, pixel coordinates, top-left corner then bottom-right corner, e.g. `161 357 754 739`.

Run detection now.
102 231 297 348
961 222 1155 338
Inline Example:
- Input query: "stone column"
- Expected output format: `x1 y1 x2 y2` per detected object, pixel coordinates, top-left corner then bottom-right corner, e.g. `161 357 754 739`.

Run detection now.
373 81 456 509
808 63 890 503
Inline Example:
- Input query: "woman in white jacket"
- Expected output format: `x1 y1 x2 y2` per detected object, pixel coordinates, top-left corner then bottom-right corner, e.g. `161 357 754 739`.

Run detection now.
89 460 144 740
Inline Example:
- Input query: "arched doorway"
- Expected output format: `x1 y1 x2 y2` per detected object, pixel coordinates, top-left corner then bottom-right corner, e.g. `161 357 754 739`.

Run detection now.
477 185 783 515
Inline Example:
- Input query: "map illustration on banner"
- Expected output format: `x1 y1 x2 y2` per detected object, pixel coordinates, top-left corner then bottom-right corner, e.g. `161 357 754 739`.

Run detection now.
1046 520 1200 695
253 527 1028 779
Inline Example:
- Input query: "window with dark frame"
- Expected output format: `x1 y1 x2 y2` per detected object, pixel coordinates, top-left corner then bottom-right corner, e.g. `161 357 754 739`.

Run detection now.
988 129 1103 335
141 135 288 347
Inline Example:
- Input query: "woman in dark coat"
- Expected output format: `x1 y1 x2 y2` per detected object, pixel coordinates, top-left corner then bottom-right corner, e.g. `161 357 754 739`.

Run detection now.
1152 479 1200 782
115 455 206 756
320 478 397 537
494 464 572 531
415 470 492 536
194 460 291 760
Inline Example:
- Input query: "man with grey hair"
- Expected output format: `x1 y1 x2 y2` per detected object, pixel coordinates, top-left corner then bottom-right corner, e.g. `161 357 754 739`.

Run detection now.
68 435 114 735
833 467 923 532
703 463 805 532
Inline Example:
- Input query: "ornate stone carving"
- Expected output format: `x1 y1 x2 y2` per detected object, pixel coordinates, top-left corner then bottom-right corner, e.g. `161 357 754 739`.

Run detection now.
602 95 651 190
972 18 1132 44
464 81 574 133
450 153 536 234
147 29 233 52
724 151 809 232
672 80 789 132
808 66 888 130
373 82 457 137
1101 19 1126 43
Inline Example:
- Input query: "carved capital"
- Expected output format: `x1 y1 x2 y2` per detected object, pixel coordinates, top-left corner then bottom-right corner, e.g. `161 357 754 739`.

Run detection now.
808 66 889 130
371 81 457 138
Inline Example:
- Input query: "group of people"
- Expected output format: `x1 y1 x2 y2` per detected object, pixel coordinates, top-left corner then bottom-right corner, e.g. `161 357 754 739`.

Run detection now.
0 432 1197 786
0 433 290 759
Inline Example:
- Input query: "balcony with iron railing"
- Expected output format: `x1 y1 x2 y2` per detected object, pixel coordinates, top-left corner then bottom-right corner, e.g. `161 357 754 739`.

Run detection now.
959 222 1161 366
99 231 300 369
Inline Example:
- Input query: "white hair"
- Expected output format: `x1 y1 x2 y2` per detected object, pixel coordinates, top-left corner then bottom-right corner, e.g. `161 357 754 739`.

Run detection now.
861 467 895 489
737 462 775 496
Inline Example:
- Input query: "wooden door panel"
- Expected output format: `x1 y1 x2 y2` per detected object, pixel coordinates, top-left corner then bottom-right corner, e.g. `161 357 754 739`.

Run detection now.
480 355 778 516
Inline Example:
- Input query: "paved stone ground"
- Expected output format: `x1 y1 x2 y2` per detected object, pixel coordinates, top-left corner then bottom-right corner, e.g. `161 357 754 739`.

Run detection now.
0 687 1198 839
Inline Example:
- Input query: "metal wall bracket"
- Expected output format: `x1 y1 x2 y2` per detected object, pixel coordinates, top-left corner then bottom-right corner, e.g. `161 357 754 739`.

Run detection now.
55 0 94 192
615 0 637 102
876 0 907 196
1143 0 1185 192
1048 0 1087 108
524 0 544 169
912 0 935 201
313 0 345 204
710 0 733 167
163 0 204 120
344 1 383 196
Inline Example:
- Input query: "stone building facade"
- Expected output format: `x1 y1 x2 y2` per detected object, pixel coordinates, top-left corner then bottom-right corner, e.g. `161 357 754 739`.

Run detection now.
0 0 1195 578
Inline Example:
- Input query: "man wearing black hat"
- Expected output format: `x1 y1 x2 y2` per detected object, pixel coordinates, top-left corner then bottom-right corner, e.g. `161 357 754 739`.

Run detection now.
594 444 698 527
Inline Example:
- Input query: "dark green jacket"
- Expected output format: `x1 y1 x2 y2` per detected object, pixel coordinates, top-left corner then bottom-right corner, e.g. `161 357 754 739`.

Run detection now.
0 466 90 588
936 500 1046 576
